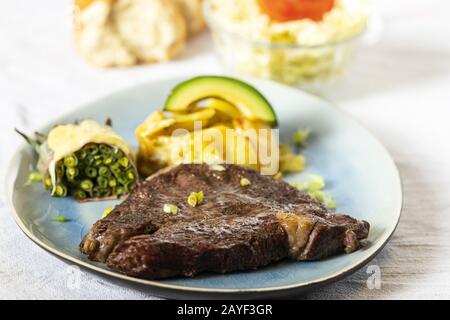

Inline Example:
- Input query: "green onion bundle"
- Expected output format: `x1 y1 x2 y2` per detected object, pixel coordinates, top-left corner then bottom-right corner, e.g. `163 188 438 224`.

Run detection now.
17 120 138 202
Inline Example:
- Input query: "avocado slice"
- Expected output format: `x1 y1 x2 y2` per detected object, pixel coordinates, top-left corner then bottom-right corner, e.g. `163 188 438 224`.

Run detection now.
164 76 278 127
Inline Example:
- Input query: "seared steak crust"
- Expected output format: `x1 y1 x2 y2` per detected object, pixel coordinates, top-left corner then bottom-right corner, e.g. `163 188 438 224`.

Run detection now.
80 164 369 279
106 215 289 278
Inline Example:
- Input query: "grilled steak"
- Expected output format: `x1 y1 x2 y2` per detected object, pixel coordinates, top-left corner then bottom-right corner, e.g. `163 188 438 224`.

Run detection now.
80 164 369 279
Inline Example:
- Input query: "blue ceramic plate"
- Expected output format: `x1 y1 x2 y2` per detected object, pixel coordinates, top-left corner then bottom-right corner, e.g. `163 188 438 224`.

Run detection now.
4 76 402 299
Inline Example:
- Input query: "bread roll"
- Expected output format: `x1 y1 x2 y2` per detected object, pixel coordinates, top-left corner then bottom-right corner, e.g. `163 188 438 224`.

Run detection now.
73 0 187 67
112 0 187 63
173 0 205 35
74 0 95 10
74 0 137 67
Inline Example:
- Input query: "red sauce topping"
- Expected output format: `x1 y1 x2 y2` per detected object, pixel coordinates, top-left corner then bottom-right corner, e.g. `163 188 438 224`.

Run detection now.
258 0 335 22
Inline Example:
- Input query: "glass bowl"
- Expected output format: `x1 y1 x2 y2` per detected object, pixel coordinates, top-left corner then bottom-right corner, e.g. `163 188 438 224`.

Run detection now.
203 0 367 93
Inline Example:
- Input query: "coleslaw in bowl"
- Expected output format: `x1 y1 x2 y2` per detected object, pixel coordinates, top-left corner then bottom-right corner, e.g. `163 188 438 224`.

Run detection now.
204 0 370 92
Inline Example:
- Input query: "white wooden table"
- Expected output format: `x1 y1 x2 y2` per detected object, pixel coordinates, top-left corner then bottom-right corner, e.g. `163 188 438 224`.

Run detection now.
1 0 449 299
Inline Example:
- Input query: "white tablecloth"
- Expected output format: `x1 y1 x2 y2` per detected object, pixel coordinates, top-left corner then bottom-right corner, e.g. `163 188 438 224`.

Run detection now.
1 0 449 299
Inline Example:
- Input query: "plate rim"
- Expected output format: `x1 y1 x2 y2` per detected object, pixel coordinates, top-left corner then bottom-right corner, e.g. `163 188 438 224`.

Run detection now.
3 75 403 296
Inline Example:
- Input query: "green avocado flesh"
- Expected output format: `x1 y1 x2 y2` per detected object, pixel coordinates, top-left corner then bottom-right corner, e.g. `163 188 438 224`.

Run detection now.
164 76 278 127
